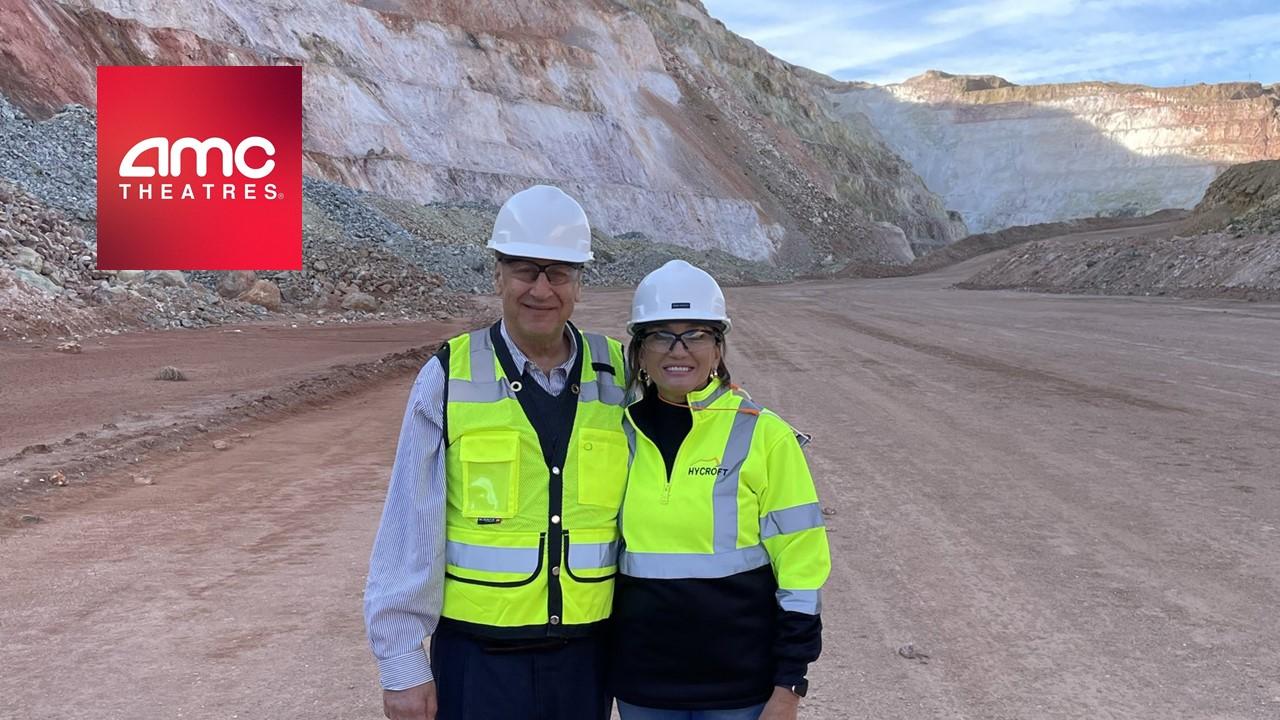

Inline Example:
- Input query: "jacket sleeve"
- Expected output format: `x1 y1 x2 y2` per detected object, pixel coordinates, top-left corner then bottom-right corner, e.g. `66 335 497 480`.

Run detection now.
757 424 831 686
363 358 448 690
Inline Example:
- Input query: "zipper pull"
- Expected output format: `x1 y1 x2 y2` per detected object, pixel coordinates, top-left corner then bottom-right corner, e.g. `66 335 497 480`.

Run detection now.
660 479 672 505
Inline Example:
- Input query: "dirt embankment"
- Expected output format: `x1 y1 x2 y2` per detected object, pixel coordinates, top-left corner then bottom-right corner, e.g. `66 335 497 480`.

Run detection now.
0 317 488 528
959 161 1280 301
827 211 1188 279
1177 160 1280 236
957 232 1280 301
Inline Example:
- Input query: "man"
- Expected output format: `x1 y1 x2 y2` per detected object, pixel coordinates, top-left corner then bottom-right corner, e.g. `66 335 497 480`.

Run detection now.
364 185 629 720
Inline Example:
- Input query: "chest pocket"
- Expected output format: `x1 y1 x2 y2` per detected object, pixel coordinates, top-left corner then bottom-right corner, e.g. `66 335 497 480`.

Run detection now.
460 431 521 518
576 428 629 509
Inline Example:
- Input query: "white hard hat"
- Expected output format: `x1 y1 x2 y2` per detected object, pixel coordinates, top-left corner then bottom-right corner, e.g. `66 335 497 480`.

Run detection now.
628 260 731 335
487 185 593 263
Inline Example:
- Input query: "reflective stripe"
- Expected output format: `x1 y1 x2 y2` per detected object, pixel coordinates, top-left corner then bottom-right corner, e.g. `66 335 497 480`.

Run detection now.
777 588 822 615
761 502 825 539
445 540 540 573
622 421 637 462
578 380 626 407
467 328 495 382
582 333 625 406
620 544 770 579
445 330 506 403
584 333 612 374
713 408 760 553
690 383 731 409
619 421 637 539
447 379 510 403
567 540 619 570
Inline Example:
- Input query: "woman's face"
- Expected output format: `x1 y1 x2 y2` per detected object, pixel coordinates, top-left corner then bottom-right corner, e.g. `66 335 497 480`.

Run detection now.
639 320 723 401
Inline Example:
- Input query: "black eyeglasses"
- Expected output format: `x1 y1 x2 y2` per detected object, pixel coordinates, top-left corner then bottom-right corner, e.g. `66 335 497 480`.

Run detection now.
499 258 582 286
641 328 719 354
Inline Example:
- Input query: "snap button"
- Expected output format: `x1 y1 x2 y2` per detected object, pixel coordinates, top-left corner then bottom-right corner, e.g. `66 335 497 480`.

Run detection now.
509 380 523 393
551 515 561 524
551 466 561 475
551 566 561 576
550 615 560 625
571 383 580 394
584 442 593 450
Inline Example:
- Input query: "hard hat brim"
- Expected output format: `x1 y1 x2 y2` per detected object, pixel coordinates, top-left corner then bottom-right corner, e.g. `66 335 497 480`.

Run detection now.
486 240 592 264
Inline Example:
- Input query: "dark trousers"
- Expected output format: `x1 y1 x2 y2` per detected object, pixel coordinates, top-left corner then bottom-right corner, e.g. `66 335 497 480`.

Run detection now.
430 624 612 720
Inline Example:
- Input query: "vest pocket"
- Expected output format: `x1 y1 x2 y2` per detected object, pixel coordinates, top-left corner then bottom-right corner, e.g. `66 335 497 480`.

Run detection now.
563 526 620 583
576 428 628 508
444 528 545 587
460 431 521 519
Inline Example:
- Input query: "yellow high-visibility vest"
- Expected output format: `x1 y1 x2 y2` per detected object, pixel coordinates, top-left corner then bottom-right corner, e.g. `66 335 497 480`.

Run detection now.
620 379 830 615
441 323 628 631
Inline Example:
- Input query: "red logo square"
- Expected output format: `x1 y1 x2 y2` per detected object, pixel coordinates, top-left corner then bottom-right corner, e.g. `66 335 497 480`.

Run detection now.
96 65 302 271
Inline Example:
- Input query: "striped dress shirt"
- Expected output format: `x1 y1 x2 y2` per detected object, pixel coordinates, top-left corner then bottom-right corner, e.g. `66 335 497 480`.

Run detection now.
363 322 579 690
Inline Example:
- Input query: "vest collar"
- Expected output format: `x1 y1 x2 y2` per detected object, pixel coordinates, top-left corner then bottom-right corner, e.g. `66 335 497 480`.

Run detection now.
686 377 731 409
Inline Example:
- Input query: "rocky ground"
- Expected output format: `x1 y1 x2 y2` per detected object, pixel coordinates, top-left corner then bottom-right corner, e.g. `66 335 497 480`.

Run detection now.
959 161 1280 301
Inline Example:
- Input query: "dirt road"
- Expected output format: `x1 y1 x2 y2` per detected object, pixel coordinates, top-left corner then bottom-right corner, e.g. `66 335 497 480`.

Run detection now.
3 249 1280 718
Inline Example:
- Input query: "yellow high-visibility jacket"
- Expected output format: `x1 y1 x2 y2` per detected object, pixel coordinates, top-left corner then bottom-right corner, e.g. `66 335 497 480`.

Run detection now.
619 378 830 611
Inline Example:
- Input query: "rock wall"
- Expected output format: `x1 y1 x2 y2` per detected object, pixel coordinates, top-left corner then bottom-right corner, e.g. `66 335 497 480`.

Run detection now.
0 0 965 265
824 70 1280 233
1178 159 1280 236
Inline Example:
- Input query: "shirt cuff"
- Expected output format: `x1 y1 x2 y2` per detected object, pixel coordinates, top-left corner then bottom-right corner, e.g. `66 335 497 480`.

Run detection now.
378 647 433 691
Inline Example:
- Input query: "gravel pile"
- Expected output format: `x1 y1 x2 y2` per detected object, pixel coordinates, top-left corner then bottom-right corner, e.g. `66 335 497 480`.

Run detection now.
588 231 792 286
957 231 1280 301
0 95 96 219
301 177 496 293
0 95 806 340
0 179 273 338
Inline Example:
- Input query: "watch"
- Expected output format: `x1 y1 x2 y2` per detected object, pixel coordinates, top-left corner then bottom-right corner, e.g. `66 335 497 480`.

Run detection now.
787 679 809 697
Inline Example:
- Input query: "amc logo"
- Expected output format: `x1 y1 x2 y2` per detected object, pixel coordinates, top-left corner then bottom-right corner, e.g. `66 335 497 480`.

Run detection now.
120 137 277 179
97 66 302 271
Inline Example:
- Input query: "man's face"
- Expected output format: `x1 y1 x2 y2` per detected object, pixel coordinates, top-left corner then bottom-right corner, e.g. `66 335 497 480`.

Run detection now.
495 256 583 343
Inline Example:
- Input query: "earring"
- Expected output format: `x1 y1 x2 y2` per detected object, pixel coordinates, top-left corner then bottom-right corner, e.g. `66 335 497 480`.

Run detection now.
710 367 719 379
638 368 650 383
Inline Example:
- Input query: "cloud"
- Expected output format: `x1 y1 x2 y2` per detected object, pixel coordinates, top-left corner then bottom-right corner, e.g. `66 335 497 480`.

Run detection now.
925 0 1079 28
862 11 1280 85
701 0 1277 86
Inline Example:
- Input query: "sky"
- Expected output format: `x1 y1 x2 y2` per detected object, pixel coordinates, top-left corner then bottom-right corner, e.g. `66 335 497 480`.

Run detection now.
700 0 1280 87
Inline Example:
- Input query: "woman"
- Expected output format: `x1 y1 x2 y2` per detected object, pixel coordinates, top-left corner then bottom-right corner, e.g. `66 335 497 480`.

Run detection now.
609 260 831 720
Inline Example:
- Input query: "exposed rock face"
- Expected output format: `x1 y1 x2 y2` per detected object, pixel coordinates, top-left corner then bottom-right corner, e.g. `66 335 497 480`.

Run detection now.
825 70 1280 233
1178 160 1280 235
0 0 963 264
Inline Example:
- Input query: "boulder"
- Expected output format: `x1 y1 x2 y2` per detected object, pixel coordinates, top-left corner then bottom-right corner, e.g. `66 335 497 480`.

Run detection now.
237 279 282 312
12 245 42 273
217 270 257 298
341 291 380 312
115 270 145 286
147 270 189 287
13 267 61 294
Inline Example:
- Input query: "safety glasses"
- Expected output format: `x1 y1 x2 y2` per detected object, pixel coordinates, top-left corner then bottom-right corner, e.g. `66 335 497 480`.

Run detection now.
640 328 719 354
499 258 582 286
